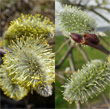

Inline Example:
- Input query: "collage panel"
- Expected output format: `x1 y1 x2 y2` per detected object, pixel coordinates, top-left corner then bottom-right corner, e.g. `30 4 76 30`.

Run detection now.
0 0 55 108
55 0 110 108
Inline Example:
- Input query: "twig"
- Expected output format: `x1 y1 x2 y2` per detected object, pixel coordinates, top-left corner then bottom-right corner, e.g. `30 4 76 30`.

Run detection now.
91 9 109 23
56 73 66 81
56 71 76 74
68 50 76 71
55 44 74 69
56 39 70 55
76 45 89 62
56 75 65 84
67 39 75 71
85 41 110 55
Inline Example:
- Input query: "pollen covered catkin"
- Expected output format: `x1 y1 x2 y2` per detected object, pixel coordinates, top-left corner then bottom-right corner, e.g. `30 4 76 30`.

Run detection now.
1 36 55 98
0 13 55 100
0 67 28 100
4 14 55 43
63 60 110 103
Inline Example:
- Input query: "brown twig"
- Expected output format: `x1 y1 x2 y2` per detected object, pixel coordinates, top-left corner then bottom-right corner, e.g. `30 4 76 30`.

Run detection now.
56 73 66 81
67 39 76 71
68 50 76 71
56 39 70 55
90 9 109 23
56 71 76 74
55 44 74 69
84 41 110 55
56 75 65 84
76 45 89 62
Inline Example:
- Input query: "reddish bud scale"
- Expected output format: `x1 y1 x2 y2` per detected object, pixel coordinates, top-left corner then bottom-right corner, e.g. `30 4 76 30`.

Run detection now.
70 33 83 43
84 33 100 45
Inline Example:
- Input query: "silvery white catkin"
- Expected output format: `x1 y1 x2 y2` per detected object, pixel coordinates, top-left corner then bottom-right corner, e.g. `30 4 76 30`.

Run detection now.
57 5 97 36
63 60 110 104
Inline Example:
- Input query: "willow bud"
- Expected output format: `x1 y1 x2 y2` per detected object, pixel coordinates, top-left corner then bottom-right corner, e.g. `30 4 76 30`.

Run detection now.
69 33 83 43
84 33 100 45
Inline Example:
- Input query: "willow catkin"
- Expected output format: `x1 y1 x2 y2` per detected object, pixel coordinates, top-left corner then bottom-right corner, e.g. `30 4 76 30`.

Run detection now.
57 5 97 41
0 67 28 100
1 36 55 99
63 60 110 104
4 14 55 43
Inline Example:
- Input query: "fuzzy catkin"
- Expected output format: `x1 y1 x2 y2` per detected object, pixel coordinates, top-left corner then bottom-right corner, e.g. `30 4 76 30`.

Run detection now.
63 60 110 104
1 36 55 98
57 5 97 36
0 67 28 100
4 14 55 43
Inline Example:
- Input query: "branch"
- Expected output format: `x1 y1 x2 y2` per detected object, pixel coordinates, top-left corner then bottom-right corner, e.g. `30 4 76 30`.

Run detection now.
67 39 75 71
56 75 65 84
84 41 110 55
68 50 76 71
55 44 74 69
96 7 110 11
76 45 89 62
56 39 70 55
56 71 76 74
56 73 66 81
90 9 109 23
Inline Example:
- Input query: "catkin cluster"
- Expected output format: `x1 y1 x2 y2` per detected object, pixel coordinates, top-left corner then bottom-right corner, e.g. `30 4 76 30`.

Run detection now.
63 60 110 103
4 14 55 44
0 14 55 100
